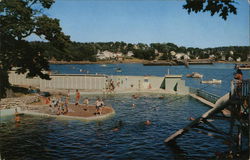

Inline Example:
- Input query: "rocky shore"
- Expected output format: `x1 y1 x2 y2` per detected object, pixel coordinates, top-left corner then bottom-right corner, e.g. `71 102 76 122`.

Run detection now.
0 95 40 111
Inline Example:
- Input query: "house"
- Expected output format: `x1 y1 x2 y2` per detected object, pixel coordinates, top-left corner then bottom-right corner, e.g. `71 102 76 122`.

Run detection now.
236 57 241 62
247 54 250 61
175 53 190 60
228 57 234 61
221 55 226 61
127 51 134 57
209 54 215 59
96 50 115 60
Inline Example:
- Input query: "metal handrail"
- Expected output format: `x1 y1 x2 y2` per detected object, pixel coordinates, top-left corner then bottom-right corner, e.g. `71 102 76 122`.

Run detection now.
190 87 220 104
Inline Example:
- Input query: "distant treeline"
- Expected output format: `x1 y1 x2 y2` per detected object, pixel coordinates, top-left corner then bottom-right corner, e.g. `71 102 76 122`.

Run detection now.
30 41 250 61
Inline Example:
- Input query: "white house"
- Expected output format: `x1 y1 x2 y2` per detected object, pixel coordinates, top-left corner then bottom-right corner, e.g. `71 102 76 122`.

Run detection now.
228 57 234 61
209 54 215 59
96 50 115 60
175 53 190 60
127 51 134 57
236 57 241 62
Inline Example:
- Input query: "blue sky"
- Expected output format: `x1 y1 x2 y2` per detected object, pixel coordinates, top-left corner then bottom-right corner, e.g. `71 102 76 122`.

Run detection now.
39 0 249 48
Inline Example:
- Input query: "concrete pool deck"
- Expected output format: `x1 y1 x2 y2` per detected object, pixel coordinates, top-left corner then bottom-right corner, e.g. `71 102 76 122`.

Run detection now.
21 105 115 122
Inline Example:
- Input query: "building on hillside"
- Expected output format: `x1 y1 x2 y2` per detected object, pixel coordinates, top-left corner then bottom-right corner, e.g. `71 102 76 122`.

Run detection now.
127 51 134 57
175 53 190 60
247 54 250 61
96 50 115 60
236 57 241 62
221 55 226 61
209 54 215 59
228 57 234 61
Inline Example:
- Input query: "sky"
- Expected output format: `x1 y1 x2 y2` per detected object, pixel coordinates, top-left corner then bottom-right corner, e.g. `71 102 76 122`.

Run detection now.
37 0 249 48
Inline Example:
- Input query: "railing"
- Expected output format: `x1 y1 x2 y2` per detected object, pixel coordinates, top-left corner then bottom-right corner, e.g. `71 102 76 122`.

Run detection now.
230 80 250 99
190 87 220 104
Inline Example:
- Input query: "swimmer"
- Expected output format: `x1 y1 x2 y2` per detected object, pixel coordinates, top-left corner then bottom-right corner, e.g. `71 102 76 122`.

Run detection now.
15 115 20 123
145 120 151 125
132 104 136 107
15 109 21 123
111 120 123 131
159 96 164 99
132 94 139 99
188 117 195 121
112 128 119 132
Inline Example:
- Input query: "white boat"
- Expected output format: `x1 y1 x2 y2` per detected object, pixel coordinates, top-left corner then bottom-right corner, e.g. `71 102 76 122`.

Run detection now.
238 64 250 70
201 79 222 84
116 68 122 72
186 72 203 78
100 64 107 67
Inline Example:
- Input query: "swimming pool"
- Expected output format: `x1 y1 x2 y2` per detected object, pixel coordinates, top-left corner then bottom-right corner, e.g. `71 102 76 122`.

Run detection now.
0 94 230 159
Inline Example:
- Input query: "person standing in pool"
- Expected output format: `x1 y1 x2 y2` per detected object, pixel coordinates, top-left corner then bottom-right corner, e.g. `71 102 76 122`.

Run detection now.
95 98 104 115
75 89 80 106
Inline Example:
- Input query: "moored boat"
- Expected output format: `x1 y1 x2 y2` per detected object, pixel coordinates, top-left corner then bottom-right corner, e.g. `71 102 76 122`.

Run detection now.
237 64 250 70
186 72 203 78
201 79 222 84
116 68 122 72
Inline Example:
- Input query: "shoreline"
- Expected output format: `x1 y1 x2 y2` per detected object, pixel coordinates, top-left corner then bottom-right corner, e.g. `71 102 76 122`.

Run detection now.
49 60 250 65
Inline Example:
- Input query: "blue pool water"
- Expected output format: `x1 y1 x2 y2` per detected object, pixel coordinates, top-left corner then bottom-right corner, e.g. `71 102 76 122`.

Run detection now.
0 94 231 160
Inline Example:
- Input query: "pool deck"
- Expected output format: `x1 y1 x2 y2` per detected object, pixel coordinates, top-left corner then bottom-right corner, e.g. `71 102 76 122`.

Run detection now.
21 104 115 121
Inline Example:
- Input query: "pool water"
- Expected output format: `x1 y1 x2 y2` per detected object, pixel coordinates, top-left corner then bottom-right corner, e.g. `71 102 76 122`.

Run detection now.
0 94 231 160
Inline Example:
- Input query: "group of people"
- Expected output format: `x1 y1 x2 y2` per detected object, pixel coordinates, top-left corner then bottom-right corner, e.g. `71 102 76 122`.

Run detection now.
46 96 69 115
105 80 115 92
74 89 105 115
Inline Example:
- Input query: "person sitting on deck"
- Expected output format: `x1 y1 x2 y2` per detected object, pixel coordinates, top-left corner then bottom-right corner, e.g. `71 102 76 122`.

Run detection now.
83 98 89 107
75 89 80 106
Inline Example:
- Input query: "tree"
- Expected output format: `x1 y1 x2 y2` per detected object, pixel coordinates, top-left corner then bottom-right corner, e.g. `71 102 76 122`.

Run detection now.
183 0 237 20
0 0 70 98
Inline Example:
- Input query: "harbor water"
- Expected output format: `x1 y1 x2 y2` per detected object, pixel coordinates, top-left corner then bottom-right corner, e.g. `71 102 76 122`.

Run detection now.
50 63 250 96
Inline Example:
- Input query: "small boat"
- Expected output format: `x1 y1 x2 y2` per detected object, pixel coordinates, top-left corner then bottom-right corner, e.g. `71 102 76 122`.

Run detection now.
201 79 222 84
116 68 122 72
186 72 203 78
237 64 250 70
100 64 107 67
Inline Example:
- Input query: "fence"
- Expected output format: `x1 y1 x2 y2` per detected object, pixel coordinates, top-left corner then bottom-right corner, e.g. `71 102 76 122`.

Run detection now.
190 87 220 104
230 80 250 98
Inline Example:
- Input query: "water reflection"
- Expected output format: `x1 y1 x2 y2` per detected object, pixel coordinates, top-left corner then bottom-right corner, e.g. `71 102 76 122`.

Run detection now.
166 141 187 160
